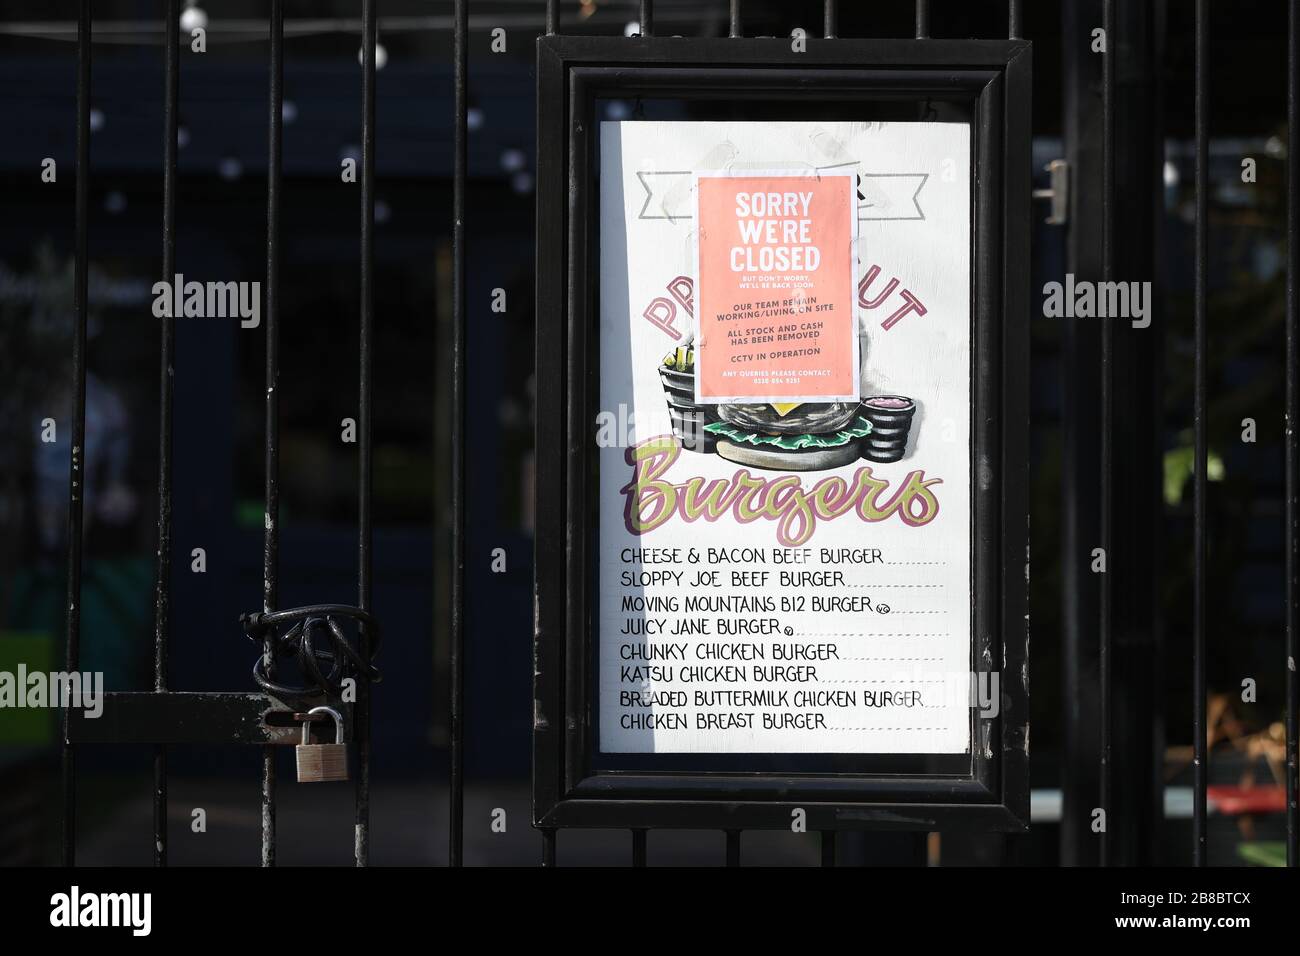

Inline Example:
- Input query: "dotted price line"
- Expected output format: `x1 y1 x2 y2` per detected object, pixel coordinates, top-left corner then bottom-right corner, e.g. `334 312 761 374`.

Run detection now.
827 727 949 731
844 584 944 588
820 679 946 684
797 632 949 637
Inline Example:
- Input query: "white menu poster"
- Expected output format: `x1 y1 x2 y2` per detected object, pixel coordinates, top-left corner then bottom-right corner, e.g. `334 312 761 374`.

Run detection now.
597 120 972 754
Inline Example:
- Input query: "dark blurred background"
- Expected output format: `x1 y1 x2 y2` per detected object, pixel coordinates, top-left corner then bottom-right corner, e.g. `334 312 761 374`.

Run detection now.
0 0 1295 866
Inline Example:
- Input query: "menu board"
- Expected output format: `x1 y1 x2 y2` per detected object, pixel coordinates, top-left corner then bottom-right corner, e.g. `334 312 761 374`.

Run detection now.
597 120 972 755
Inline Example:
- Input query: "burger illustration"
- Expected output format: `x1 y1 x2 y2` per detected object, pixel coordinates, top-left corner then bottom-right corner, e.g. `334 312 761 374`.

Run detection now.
658 342 720 453
655 326 916 471
703 400 873 471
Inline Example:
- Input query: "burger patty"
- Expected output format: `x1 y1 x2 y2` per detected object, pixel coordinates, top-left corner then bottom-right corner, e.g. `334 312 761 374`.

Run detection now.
717 401 859 435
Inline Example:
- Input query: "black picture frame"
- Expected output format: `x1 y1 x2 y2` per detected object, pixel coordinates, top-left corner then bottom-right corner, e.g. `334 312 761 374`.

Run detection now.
535 36 1031 832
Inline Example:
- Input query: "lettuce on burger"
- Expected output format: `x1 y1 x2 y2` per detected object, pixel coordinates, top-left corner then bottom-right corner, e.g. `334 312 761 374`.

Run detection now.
705 401 871 471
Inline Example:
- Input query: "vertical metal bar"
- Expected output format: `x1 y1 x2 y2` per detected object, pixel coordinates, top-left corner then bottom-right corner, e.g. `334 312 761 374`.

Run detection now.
1009 0 1023 39
1060 0 1104 866
725 830 740 866
61 0 91 868
1099 0 1115 868
355 0 377 869
1288 0 1300 870
820 831 836 867
154 0 180 869
546 1 557 37
823 0 837 39
1192 0 1209 867
915 0 930 39
729 0 741 38
262 0 284 869
1099 0 1165 866
542 829 557 867
640 1 653 37
450 0 468 868
631 829 647 867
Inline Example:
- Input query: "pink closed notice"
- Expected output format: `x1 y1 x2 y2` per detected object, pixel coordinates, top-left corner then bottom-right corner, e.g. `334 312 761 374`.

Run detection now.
694 172 859 404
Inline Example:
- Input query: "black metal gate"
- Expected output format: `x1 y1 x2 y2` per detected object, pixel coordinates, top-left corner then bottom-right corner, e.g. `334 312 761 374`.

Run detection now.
30 0 1300 868
57 0 385 867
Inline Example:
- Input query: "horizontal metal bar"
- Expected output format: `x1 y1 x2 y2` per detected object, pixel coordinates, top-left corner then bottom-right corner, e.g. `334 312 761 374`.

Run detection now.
569 773 990 800
66 692 351 746
0 10 738 41
538 800 1029 832
542 36 1028 71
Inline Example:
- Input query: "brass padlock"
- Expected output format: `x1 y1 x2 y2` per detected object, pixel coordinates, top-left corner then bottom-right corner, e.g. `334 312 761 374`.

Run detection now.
295 706 348 783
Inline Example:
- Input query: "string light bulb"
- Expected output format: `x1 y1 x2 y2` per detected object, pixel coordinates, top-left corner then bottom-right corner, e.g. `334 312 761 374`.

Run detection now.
358 43 388 70
179 1 208 32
